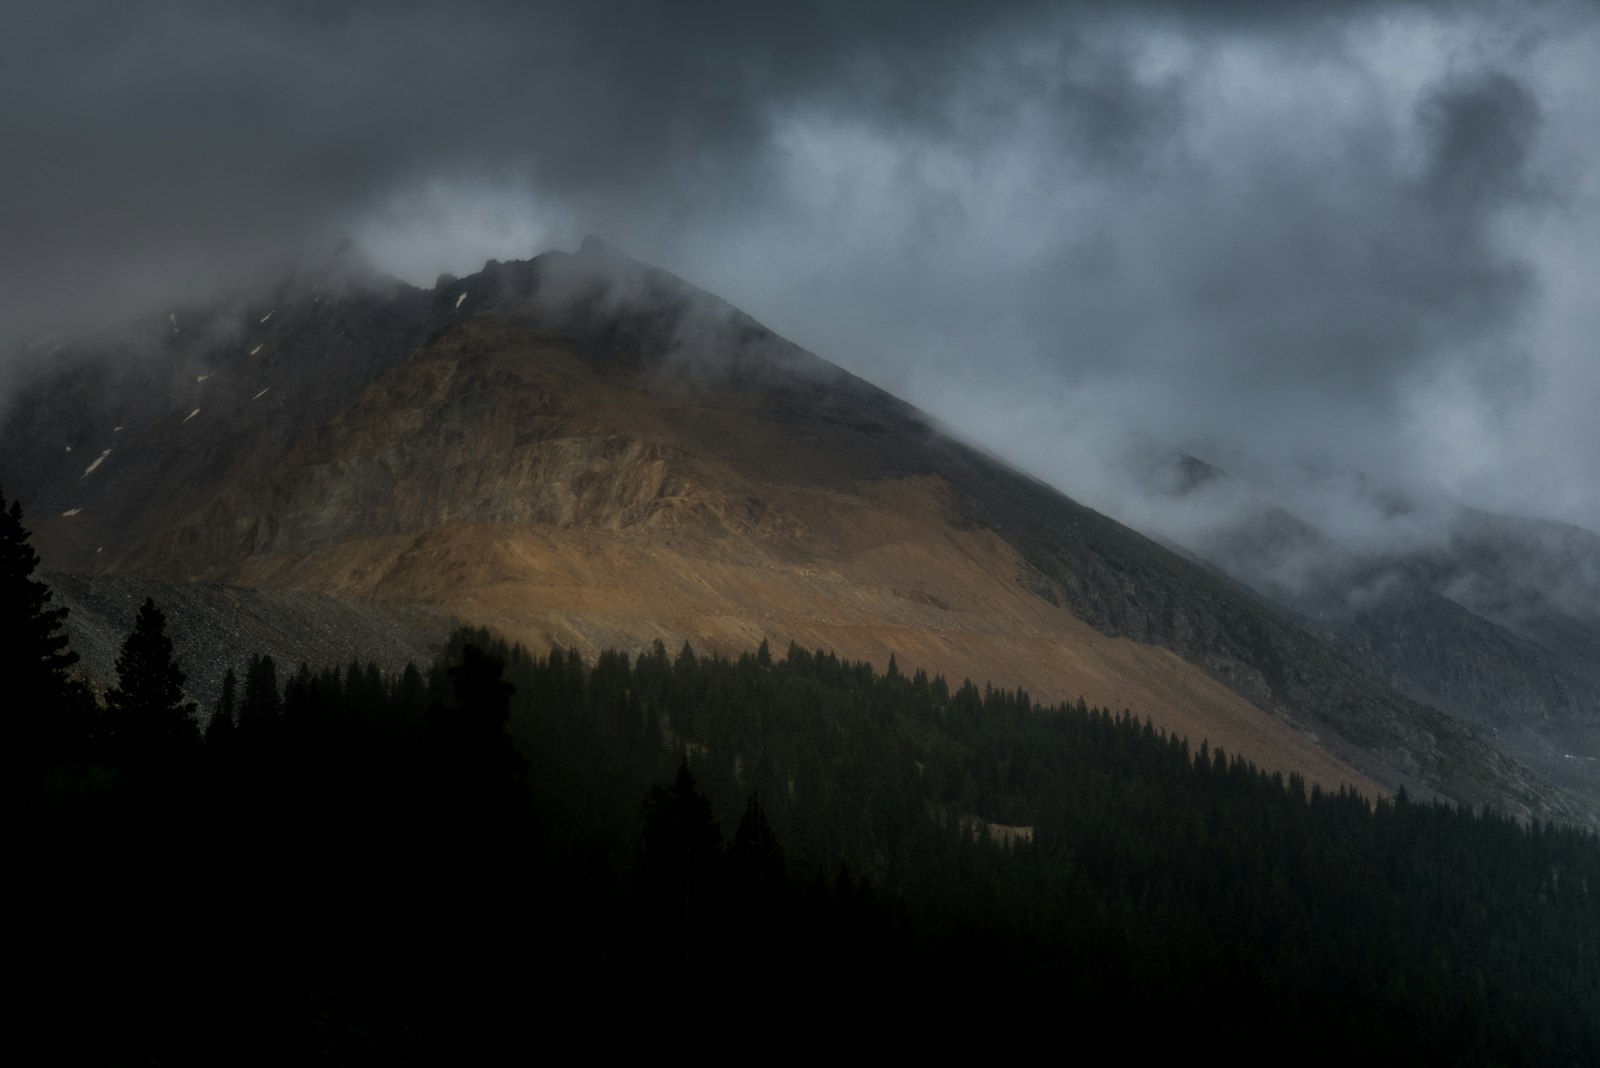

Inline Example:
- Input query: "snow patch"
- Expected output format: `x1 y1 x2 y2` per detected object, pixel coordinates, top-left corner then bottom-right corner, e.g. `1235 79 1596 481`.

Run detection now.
259 311 274 323
251 388 270 401
64 445 72 452
113 426 123 433
61 508 80 517
82 449 112 477
196 373 211 383
455 291 468 309
182 408 200 424
249 344 263 356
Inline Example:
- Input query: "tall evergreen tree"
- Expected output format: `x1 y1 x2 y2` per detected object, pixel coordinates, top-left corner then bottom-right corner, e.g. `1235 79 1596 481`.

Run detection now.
104 598 197 763
238 653 282 734
641 760 725 966
1 488 82 774
205 667 237 747
427 644 524 792
730 793 787 895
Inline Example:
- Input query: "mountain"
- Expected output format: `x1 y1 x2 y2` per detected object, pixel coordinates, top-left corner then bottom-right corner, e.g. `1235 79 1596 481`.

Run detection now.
4 237 1594 826
1134 452 1600 807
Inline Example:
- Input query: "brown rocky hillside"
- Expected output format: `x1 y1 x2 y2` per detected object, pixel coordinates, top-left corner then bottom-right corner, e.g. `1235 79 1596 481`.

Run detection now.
7 238 1594 825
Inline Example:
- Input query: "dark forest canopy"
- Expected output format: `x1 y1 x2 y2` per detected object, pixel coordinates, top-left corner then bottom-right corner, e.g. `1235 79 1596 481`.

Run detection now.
4 489 1597 1064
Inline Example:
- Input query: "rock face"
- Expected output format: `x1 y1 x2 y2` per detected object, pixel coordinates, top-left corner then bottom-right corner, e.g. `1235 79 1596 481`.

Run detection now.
1 262 441 573
5 239 1596 826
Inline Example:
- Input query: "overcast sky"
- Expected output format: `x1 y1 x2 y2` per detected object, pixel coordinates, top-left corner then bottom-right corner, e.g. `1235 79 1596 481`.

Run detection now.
4 0 1598 544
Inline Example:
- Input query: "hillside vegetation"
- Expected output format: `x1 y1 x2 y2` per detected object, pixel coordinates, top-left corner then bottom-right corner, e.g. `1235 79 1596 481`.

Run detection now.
13 572 1598 1062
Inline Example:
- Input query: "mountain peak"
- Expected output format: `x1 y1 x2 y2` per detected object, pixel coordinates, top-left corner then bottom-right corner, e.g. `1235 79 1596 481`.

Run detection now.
578 233 618 259
10 238 1597 828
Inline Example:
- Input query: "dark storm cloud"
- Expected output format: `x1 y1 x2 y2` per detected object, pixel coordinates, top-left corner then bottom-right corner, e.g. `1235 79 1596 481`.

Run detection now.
2 0 1596 540
0 0 1455 331
0 0 1053 326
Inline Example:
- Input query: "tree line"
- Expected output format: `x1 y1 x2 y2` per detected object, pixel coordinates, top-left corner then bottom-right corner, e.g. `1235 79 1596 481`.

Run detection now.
6 487 1598 1064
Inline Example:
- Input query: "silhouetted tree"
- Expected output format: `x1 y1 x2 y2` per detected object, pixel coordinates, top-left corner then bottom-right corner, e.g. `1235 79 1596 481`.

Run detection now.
205 667 237 747
104 598 197 765
1 488 85 780
642 760 725 967
730 792 787 894
421 645 525 843
238 653 281 735
430 644 521 777
0 488 78 692
282 661 323 738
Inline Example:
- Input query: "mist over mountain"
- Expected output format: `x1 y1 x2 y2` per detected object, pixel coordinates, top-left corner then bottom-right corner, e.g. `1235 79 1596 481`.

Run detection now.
5 237 1596 832
5 0 1600 557
8 8 1600 1059
1121 446 1600 798
6 4 1598 824
8 227 1600 1064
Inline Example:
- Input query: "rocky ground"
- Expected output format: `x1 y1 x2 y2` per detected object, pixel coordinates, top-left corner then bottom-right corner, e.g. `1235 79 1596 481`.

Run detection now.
46 571 453 720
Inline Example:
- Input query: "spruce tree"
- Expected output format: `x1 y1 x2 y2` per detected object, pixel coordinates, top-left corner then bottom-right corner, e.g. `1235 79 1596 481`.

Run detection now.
730 793 787 895
1 488 83 778
0 488 78 684
205 667 237 747
642 760 725 967
427 644 523 791
105 597 198 763
238 653 282 734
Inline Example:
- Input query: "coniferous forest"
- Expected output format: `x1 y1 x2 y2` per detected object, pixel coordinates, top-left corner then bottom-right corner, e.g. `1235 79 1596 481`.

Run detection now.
6 487 1599 1065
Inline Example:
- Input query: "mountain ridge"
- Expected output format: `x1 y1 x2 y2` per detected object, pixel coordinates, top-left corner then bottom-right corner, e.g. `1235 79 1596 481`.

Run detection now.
5 239 1595 826
1129 449 1600 807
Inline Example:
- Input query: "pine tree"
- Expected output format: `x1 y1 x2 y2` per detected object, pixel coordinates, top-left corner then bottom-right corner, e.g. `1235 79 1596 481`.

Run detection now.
105 598 198 764
238 653 282 734
642 760 726 967
205 667 237 747
1 488 93 785
396 660 426 730
1 489 80 727
428 644 523 786
730 793 787 894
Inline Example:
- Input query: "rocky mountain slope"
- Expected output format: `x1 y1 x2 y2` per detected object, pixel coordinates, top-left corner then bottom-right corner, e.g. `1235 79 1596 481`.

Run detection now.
1135 454 1600 807
5 238 1594 825
41 570 450 714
